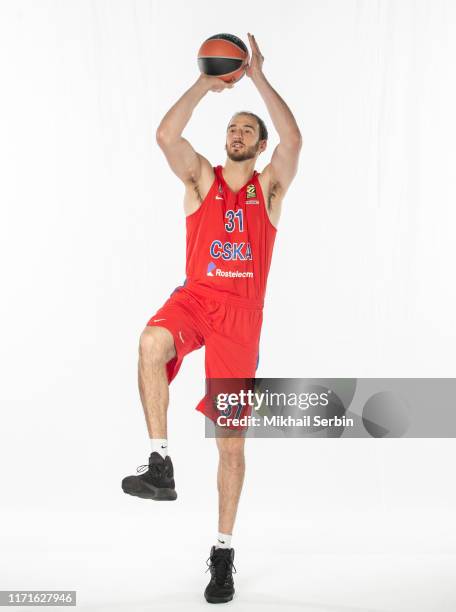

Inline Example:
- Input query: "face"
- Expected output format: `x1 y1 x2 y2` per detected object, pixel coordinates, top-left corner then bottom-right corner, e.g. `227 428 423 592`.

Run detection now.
225 114 266 162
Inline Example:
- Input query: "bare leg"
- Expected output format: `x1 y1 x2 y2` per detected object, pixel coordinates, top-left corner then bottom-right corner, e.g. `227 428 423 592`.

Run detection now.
138 326 176 439
216 434 246 535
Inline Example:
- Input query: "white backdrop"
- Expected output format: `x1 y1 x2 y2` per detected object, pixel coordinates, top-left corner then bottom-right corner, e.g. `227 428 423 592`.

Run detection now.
1 1 456 611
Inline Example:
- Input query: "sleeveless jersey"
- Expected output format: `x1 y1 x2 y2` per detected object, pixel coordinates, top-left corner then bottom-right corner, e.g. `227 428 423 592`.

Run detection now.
184 165 277 308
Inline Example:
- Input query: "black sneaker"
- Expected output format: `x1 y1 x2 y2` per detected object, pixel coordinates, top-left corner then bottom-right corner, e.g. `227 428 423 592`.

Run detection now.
121 452 177 501
204 546 236 604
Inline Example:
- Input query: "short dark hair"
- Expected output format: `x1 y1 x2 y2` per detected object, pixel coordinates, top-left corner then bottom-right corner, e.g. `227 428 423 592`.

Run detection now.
231 111 268 141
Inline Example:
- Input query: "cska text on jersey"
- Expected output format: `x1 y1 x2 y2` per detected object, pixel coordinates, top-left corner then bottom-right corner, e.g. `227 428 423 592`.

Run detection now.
209 240 253 261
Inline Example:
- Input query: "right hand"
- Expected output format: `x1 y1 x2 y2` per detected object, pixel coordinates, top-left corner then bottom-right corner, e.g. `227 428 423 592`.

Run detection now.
199 74 235 93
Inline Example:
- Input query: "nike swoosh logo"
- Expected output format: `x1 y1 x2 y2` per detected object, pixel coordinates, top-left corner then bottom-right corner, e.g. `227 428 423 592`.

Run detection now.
217 539 225 544
161 445 167 449
215 196 223 200
153 318 166 322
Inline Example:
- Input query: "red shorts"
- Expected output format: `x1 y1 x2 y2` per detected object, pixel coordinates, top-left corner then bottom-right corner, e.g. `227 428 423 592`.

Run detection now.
146 282 263 424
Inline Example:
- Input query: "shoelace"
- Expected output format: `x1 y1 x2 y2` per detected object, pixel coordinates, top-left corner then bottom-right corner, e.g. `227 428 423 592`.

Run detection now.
206 554 237 585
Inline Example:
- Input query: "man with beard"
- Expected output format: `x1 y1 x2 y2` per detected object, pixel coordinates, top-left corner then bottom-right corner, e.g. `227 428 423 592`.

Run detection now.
121 34 301 604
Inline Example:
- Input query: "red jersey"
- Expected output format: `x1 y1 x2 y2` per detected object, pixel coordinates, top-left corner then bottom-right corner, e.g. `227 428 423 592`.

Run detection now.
184 165 277 308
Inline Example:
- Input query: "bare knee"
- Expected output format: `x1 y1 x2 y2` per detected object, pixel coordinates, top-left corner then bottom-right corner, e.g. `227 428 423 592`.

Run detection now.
217 438 245 469
139 326 176 366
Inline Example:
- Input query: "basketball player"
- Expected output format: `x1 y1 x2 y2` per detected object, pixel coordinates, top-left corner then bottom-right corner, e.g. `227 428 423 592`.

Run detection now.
121 34 301 603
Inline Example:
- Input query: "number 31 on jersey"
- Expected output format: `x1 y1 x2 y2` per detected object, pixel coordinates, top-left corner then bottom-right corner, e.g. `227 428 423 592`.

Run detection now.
224 209 244 233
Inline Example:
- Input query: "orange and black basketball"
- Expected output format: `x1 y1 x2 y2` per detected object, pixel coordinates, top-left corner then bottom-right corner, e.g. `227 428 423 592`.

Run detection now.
197 33 249 83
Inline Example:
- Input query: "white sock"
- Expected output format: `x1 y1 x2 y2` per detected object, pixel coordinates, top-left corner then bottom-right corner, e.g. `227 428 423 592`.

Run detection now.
150 438 168 459
215 532 232 549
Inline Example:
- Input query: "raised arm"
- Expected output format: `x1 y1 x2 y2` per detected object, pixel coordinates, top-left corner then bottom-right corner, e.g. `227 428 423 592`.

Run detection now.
247 33 302 208
156 75 233 186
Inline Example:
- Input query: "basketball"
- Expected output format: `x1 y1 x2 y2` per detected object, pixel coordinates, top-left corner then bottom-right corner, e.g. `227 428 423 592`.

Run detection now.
197 33 249 83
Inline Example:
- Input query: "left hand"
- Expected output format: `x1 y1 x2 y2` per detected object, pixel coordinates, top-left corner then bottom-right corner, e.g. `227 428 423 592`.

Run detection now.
245 33 264 79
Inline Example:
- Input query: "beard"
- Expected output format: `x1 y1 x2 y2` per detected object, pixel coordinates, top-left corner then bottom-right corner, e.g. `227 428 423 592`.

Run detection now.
225 141 260 162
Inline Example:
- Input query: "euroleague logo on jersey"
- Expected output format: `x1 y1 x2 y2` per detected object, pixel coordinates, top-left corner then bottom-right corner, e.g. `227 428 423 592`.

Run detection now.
246 183 259 205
